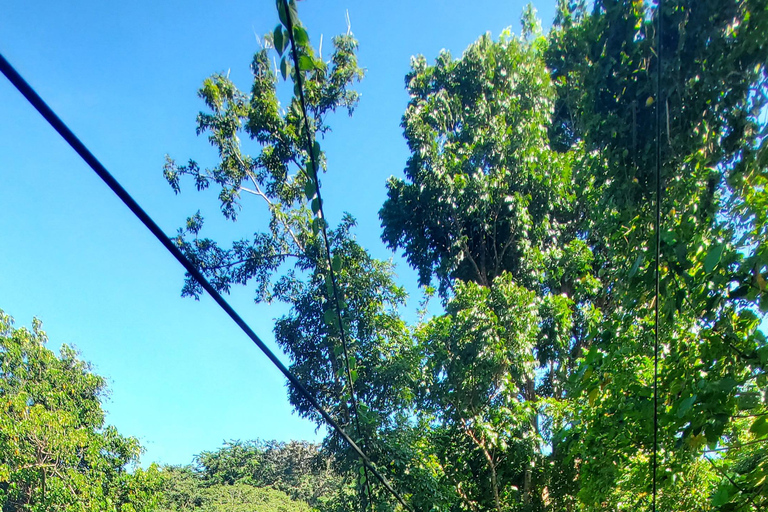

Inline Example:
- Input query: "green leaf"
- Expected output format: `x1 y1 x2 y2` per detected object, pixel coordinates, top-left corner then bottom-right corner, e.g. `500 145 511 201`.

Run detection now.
312 217 324 235
711 484 732 507
287 0 299 26
311 197 321 215
350 368 358 384
704 244 724 273
304 179 315 200
280 56 291 81
273 25 285 56
677 395 697 417
750 417 768 437
323 309 337 328
298 55 315 71
715 378 737 392
332 254 342 272
312 140 321 163
737 392 761 410
276 0 289 27
293 25 309 47
629 253 643 278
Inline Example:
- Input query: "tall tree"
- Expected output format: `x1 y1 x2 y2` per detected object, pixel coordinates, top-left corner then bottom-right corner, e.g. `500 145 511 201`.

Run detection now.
164 0 768 510
545 0 768 509
380 13 595 510
162 2 414 509
0 310 162 512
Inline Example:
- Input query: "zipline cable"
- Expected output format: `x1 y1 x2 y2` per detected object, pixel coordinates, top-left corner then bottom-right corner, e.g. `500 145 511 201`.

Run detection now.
281 3 376 510
0 52 414 512
653 0 663 511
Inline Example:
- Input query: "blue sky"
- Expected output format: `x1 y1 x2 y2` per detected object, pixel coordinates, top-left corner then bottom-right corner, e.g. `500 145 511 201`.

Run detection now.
0 0 555 466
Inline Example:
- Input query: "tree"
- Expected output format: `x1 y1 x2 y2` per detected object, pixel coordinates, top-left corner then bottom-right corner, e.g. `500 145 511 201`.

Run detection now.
0 310 162 512
380 24 576 297
378 17 594 511
162 2 413 509
382 0 768 509
543 0 768 509
164 0 768 510
158 440 345 512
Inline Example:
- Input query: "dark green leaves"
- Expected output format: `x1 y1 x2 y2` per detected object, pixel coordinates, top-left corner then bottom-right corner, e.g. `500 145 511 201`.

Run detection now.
323 308 338 328
704 244 725 273
677 395 697 417
280 56 292 81
750 417 768 437
276 0 298 29
304 179 316 200
311 197 321 216
311 140 321 166
312 217 324 235
273 25 287 56
332 254 342 272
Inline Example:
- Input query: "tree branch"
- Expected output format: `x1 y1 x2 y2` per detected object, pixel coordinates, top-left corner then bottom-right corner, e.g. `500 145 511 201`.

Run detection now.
231 151 306 253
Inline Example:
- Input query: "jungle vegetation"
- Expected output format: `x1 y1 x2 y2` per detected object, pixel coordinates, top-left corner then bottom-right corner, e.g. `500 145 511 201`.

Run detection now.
2 0 767 510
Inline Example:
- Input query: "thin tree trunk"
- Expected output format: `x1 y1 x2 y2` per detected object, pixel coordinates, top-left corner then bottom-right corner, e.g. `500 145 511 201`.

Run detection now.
464 424 502 512
523 377 538 505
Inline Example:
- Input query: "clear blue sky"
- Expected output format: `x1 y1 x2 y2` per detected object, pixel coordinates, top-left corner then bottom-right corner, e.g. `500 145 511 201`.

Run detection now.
0 0 555 466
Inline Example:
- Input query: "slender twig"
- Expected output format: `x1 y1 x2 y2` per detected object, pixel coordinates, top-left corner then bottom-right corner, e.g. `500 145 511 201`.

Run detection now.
703 438 768 453
232 149 305 252
704 455 761 511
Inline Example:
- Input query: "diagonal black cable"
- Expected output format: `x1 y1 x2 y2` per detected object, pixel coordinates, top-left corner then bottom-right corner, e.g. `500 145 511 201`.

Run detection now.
653 1 663 511
280 2 377 510
0 51 412 512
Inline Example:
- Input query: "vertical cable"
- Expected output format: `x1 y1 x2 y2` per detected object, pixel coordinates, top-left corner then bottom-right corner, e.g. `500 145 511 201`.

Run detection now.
280 2 375 509
653 0 663 511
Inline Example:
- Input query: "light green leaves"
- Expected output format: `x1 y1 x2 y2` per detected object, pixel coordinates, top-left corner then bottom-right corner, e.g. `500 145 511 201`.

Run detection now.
293 26 309 47
711 483 733 507
298 55 316 72
0 311 162 510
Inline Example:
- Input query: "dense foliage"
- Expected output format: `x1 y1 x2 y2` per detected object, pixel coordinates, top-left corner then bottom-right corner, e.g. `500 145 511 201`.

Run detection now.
163 0 768 510
6 0 762 511
158 440 346 512
0 311 162 512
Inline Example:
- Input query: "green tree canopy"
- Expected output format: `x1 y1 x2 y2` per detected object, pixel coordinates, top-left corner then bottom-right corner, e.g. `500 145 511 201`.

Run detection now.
0 310 162 512
163 1 768 510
